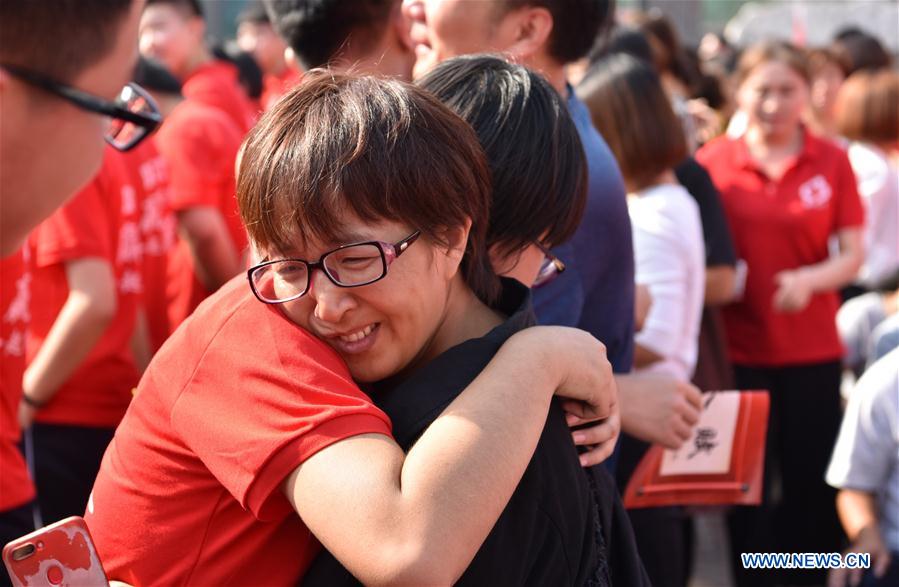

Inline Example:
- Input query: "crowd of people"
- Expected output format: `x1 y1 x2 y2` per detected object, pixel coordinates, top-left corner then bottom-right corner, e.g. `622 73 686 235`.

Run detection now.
0 0 897 586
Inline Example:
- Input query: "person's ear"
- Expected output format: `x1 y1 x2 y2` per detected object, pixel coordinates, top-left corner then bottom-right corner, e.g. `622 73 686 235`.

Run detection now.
284 47 301 72
503 7 553 62
437 218 472 271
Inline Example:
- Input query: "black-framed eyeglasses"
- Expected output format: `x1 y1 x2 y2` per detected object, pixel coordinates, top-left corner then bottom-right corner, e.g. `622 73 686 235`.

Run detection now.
248 231 422 304
1 63 163 151
532 242 566 288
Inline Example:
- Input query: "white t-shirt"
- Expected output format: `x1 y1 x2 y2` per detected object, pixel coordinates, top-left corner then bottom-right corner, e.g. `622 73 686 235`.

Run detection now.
826 346 899 553
848 142 899 287
629 183 706 381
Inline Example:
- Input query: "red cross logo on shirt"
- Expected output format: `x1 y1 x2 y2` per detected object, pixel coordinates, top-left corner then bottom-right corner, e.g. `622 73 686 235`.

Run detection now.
798 175 832 209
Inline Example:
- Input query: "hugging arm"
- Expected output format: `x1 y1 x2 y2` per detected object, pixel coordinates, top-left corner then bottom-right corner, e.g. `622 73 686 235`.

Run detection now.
283 326 614 586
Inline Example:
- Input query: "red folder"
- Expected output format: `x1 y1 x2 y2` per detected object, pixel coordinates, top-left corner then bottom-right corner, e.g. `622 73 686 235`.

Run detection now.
623 389 770 509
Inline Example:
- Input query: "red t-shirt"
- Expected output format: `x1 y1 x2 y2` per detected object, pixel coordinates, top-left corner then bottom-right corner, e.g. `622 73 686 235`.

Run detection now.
261 67 302 111
182 59 258 134
155 98 248 330
128 138 177 352
85 277 392 586
27 148 143 427
696 130 865 366
0 248 36 510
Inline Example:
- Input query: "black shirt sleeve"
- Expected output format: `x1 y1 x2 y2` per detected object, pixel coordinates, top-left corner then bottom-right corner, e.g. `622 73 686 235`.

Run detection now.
675 157 737 267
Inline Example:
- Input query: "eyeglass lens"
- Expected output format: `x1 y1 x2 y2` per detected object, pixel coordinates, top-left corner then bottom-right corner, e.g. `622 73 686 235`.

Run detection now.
251 243 387 302
106 85 154 150
533 257 561 288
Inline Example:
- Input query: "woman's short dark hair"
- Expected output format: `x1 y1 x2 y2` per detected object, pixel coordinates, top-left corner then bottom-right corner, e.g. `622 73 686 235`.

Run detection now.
417 55 587 257
237 70 500 302
578 54 686 191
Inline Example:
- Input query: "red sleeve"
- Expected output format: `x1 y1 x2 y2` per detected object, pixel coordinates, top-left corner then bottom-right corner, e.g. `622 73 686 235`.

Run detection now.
159 113 237 212
31 173 112 268
170 304 391 521
832 149 865 231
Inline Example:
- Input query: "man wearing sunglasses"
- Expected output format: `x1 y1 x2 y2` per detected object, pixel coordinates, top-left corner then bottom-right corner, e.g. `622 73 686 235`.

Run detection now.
0 0 156 570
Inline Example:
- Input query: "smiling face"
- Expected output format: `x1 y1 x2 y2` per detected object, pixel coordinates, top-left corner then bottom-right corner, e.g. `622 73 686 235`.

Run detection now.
274 216 467 383
738 60 809 143
403 0 519 79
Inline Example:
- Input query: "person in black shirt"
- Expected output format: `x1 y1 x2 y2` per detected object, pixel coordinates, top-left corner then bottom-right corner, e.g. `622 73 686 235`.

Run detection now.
304 56 649 586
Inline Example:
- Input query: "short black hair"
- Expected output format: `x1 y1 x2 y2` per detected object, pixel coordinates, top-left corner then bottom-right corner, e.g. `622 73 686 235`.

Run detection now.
831 33 892 74
146 0 203 18
263 0 395 70
418 55 586 256
238 0 270 25
0 0 134 82
499 0 614 64
211 43 264 99
588 25 653 67
133 56 182 95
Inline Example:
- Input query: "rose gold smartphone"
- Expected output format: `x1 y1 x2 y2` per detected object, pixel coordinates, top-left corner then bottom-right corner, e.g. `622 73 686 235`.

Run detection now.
2 516 109 587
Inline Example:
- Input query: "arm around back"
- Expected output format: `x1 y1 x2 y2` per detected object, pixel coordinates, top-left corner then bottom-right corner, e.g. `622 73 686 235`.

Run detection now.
283 326 614 585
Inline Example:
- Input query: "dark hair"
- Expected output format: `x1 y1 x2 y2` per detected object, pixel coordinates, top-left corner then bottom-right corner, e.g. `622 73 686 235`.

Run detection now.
418 55 586 257
578 54 687 191
263 0 395 70
238 0 270 25
497 0 614 64
146 0 203 18
588 25 653 67
835 69 899 145
133 57 183 95
831 34 892 74
238 70 500 302
806 47 851 79
212 43 264 99
0 0 134 82
734 41 810 87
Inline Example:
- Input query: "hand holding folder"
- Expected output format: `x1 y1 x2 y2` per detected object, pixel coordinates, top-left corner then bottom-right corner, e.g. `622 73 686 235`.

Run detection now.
623 389 770 509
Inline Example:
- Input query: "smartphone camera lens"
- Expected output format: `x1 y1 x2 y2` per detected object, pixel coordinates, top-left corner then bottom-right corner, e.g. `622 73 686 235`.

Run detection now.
11 543 35 561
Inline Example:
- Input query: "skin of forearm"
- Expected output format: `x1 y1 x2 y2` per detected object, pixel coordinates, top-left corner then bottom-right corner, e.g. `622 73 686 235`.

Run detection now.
705 265 736 305
837 489 881 542
24 290 114 404
288 330 568 585
179 214 240 291
800 230 864 293
633 342 663 368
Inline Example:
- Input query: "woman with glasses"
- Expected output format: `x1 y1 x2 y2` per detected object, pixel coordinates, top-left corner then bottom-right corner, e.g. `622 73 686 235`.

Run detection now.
303 55 650 586
85 71 617 586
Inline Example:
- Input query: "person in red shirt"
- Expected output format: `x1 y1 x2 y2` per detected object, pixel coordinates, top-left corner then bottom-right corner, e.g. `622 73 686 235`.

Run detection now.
138 0 258 133
129 57 183 353
85 72 617 586
696 41 865 587
236 1 302 111
0 249 36 547
0 0 159 569
22 146 146 525
153 91 247 330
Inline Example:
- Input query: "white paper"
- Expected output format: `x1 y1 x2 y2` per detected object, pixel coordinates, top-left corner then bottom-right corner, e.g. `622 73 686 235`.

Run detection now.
659 391 741 476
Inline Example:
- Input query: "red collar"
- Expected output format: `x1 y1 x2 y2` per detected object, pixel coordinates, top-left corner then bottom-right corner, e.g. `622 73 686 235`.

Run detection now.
734 127 821 173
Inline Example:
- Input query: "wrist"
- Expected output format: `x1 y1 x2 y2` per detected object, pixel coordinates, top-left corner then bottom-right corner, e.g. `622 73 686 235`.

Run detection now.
506 327 561 392
21 393 46 409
